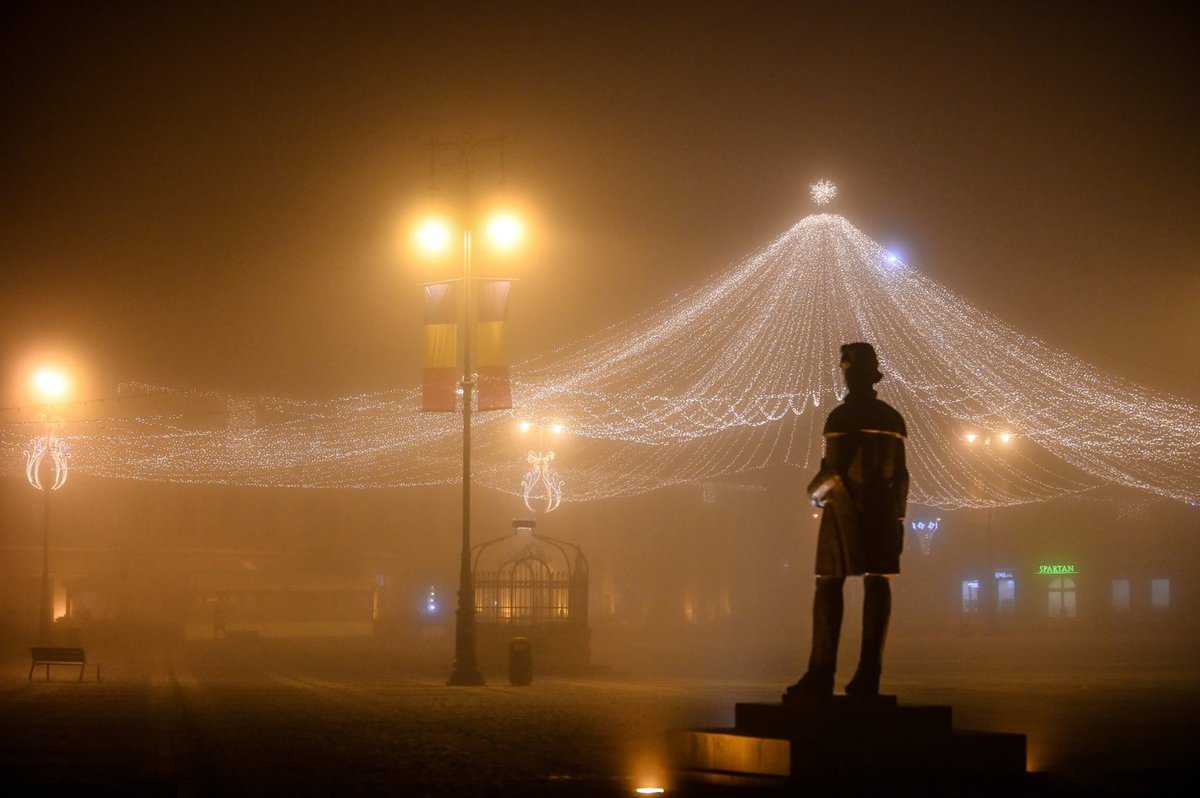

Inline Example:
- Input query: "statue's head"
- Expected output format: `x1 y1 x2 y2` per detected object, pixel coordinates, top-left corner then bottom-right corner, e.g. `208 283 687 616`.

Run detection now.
839 342 883 388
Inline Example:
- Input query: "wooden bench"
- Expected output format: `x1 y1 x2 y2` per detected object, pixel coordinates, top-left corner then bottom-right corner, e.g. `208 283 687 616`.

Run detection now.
29 647 97 682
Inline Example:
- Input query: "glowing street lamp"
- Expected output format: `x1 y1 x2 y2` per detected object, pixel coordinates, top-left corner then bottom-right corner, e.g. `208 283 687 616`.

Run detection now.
414 218 453 257
958 427 1016 623
27 365 72 641
413 201 528 688
485 212 523 251
32 367 70 403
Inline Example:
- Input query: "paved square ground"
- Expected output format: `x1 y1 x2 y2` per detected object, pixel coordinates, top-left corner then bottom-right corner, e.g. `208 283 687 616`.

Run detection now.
2 646 1197 796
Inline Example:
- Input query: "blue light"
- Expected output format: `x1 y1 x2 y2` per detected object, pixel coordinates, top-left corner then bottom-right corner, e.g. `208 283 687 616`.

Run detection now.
882 248 907 269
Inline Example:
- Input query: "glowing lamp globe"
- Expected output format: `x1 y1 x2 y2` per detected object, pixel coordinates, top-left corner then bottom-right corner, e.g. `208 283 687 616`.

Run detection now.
486 213 523 251
414 218 452 256
32 368 70 402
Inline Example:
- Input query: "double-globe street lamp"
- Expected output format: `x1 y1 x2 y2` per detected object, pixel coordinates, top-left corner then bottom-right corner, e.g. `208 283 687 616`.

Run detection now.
26 366 71 641
415 209 525 686
961 428 1014 623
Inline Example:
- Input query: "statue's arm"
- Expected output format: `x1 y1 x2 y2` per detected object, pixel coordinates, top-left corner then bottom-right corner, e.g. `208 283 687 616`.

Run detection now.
894 439 910 520
807 434 848 506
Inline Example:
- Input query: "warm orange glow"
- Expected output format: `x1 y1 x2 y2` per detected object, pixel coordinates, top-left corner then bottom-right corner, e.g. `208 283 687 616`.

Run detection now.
414 217 453 256
630 750 670 796
999 431 1013 444
53 583 68 620
32 366 70 403
963 432 978 444
550 422 565 435
485 212 523 251
518 420 532 433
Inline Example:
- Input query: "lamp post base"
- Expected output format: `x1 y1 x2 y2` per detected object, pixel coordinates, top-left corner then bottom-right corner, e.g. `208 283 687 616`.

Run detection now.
447 667 486 686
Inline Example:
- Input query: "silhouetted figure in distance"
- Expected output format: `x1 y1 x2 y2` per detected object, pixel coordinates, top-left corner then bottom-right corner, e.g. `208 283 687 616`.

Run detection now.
788 342 909 698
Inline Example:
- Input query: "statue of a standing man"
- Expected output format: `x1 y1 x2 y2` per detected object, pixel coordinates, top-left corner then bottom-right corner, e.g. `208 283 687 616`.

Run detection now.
788 343 909 698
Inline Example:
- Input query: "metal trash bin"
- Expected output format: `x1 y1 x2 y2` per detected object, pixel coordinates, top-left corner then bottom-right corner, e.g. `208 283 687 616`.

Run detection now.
508 636 532 686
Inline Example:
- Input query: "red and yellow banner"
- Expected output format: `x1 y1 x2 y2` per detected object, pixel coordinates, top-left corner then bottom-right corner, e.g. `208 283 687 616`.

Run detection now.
422 282 458 411
475 279 512 411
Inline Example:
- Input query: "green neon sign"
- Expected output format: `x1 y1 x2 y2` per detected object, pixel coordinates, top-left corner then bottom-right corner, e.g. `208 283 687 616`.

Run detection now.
1037 564 1077 575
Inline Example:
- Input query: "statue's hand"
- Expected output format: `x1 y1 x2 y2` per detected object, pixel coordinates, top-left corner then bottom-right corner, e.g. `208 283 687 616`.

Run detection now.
808 472 837 508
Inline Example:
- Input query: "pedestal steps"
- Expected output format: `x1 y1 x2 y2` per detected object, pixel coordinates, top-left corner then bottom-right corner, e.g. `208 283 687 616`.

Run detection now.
670 695 1026 790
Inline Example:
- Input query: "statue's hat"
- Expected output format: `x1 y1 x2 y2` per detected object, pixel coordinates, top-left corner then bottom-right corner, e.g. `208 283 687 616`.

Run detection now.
840 342 883 383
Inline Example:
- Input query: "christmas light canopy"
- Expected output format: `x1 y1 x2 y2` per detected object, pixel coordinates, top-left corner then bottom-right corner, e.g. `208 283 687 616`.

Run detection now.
3 208 1197 511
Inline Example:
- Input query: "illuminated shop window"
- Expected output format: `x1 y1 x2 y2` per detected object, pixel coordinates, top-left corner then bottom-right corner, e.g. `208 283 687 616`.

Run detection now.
961 580 981 614
996 578 1016 614
1111 579 1131 612
1048 577 1076 618
1150 579 1171 610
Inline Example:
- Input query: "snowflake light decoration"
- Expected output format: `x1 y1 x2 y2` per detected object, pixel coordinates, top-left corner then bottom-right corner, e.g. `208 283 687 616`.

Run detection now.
522 450 564 514
25 435 69 491
809 179 838 206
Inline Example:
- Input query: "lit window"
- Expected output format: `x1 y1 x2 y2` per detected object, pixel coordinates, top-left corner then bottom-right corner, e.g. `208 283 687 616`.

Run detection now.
996 578 1015 614
961 580 981 614
1048 577 1076 618
1150 579 1170 610
1111 579 1131 612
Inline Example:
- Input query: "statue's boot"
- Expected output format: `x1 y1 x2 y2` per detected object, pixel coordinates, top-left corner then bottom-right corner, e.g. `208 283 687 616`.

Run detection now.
786 576 844 698
845 574 891 696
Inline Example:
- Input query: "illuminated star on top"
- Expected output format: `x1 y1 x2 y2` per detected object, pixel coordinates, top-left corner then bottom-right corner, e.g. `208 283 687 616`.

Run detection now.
810 180 838 206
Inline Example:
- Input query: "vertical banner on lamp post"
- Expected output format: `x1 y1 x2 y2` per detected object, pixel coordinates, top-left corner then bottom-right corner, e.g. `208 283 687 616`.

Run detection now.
422 281 458 412
475 279 512 411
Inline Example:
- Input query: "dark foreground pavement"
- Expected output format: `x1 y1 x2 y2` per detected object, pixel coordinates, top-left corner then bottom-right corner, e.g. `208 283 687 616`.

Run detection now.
1 644 1198 796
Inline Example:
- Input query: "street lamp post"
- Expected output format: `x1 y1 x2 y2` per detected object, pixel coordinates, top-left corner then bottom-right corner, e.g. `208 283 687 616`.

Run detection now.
27 367 70 641
415 207 524 687
961 429 1012 626
451 226 485 686
40 436 51 640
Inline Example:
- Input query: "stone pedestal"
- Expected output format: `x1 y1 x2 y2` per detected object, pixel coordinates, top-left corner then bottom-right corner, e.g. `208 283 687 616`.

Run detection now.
671 694 1026 789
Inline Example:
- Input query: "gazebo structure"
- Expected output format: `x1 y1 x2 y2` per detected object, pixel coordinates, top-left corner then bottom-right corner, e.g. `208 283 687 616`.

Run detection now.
471 523 590 672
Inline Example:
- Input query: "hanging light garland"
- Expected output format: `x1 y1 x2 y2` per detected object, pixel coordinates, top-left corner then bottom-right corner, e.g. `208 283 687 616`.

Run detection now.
3 205 1197 510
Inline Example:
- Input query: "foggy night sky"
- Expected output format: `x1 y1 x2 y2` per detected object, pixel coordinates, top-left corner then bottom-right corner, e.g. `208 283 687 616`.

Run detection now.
2 3 1197 410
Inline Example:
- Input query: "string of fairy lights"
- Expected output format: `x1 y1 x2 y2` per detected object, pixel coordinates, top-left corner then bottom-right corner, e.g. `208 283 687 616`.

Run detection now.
3 185 1198 509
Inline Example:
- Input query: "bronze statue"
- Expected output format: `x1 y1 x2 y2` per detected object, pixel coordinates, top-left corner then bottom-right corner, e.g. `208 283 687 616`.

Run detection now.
788 342 909 698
